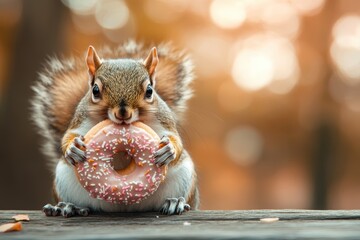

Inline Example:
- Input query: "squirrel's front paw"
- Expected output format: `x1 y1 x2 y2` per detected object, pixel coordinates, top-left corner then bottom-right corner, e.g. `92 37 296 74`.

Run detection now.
64 136 86 165
154 136 176 167
43 202 90 218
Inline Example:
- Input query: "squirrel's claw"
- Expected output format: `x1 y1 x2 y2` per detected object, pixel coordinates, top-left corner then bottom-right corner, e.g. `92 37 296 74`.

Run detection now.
160 197 190 215
64 136 86 165
154 136 176 167
74 136 86 149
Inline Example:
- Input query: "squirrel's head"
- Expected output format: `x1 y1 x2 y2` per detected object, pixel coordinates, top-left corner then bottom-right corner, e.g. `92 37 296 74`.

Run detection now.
86 45 158 125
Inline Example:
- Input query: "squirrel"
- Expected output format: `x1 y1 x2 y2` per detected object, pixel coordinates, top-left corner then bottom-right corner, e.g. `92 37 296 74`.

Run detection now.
31 40 199 217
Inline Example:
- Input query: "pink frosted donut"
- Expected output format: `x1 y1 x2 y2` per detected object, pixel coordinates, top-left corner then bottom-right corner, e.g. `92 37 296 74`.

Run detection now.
75 120 167 205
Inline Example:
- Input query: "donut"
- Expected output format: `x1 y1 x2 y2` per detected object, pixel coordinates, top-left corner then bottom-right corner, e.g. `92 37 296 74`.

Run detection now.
75 120 167 205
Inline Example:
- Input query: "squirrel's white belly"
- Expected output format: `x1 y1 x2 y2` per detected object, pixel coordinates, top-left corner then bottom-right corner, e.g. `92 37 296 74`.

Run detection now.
55 157 194 212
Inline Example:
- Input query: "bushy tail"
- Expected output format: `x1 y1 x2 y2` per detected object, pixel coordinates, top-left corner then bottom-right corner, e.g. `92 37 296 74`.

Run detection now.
31 41 194 165
31 55 89 165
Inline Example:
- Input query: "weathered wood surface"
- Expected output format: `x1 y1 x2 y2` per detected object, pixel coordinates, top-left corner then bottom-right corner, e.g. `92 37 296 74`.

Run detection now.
1 210 360 239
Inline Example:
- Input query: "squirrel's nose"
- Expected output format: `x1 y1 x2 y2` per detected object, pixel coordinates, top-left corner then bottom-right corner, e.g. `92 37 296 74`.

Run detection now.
120 104 126 117
116 100 132 120
116 108 132 120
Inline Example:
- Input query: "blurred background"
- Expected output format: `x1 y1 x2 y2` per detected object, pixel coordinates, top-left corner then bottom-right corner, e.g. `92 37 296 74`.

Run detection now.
0 0 360 210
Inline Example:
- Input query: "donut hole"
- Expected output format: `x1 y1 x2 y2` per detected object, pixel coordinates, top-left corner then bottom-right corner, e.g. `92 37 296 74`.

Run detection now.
112 151 136 176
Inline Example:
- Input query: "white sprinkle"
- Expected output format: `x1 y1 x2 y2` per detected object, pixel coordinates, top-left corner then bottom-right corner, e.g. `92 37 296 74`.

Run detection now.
260 217 279 223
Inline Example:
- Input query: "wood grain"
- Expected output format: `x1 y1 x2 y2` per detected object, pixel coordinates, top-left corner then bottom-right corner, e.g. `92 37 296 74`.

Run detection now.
0 210 360 239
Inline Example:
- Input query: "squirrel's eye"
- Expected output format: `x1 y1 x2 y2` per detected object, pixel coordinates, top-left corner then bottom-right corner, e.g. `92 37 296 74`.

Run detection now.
92 84 101 98
145 84 153 99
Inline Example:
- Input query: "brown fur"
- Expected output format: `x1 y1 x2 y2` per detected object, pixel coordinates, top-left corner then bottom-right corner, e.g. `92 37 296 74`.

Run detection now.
95 59 149 109
51 70 88 133
61 132 79 164
168 134 183 166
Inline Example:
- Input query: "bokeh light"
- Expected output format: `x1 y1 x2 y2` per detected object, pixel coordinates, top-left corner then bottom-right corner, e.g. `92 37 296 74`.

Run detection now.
62 0 132 41
95 0 129 30
330 14 360 85
231 34 300 93
260 0 301 39
291 0 325 16
61 0 97 15
232 48 274 91
225 126 263 166
102 16 136 43
209 0 247 29
238 0 268 23
186 31 232 79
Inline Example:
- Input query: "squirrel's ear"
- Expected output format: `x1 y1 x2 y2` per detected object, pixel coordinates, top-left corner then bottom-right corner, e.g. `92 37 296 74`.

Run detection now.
143 47 158 82
86 45 102 77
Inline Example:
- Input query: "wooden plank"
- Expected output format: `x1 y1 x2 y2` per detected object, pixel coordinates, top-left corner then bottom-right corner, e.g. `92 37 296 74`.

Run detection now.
0 210 360 239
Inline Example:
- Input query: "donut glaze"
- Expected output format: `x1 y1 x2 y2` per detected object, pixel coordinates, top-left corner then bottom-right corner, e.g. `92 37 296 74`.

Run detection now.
75 120 167 205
